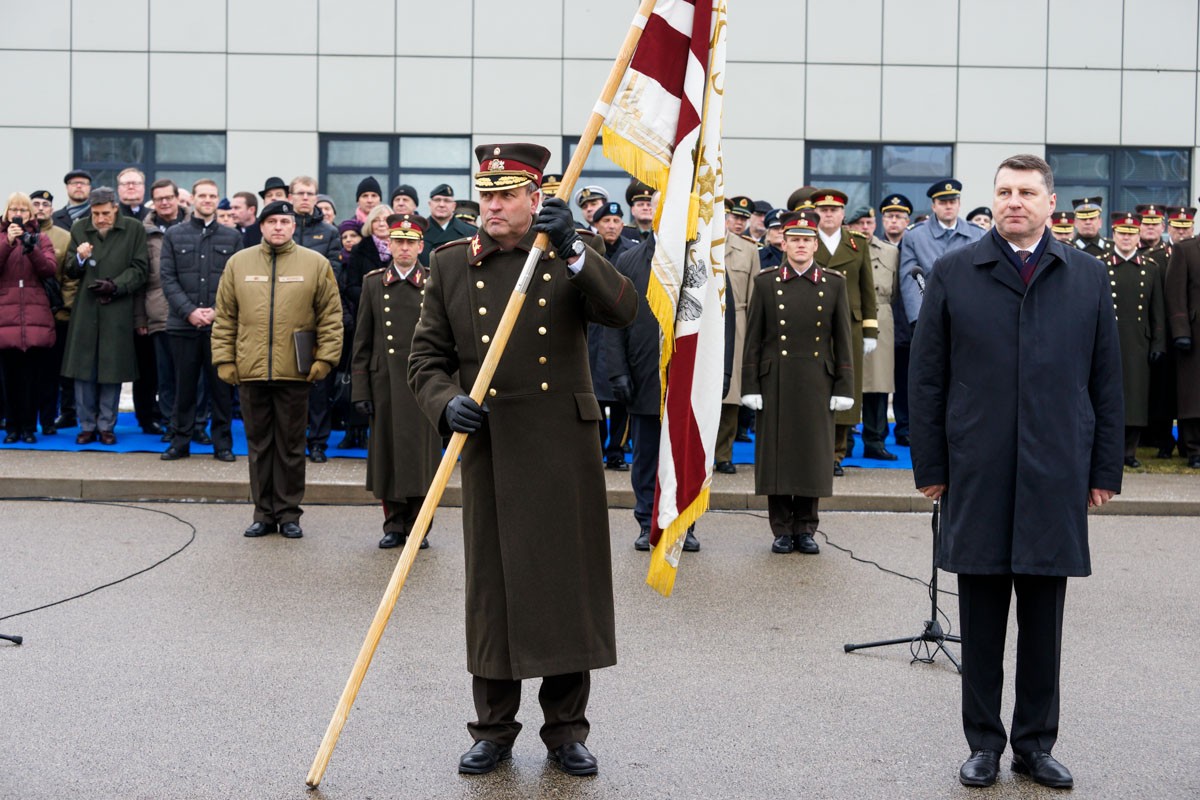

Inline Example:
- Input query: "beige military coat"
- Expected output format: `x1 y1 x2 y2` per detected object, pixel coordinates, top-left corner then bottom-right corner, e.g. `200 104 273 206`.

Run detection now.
863 236 899 393
722 233 760 402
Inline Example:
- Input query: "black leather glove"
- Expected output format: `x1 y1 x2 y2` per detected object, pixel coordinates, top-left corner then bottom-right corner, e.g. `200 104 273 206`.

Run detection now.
611 374 633 405
444 394 488 434
88 278 117 296
1149 350 1165 364
532 197 583 259
1175 337 1193 353
353 400 374 417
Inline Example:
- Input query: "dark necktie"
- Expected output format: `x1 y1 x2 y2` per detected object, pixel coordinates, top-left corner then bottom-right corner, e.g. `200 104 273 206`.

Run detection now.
1017 250 1035 285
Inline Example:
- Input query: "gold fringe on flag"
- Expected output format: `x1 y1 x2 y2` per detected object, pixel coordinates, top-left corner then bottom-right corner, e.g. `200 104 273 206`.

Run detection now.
645 486 710 596
601 127 671 194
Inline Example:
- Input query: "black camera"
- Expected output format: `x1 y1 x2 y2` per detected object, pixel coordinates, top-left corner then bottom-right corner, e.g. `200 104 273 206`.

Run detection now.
9 216 38 253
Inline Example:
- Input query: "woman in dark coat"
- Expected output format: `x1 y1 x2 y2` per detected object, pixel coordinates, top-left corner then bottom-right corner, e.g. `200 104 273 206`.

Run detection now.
0 193 58 442
742 211 854 554
345 206 392 312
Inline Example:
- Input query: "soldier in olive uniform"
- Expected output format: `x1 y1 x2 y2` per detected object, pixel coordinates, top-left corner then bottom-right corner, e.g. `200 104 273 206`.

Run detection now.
1070 197 1113 258
741 211 854 554
454 200 480 227
727 196 761 249
715 200 761 473
1165 225 1200 468
811 189 878 474
351 214 442 549
1050 210 1075 242
624 179 655 241
848 205 900 460
421 183 477 266
1106 213 1167 466
1136 204 1167 255
408 143 637 777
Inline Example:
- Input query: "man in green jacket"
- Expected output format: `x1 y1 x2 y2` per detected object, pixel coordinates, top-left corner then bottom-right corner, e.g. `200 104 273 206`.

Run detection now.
61 187 148 445
212 200 343 539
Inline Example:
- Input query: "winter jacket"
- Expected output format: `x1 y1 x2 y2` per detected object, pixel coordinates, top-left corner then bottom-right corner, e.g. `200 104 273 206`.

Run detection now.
0 219 58 350
292 211 339 265
133 215 167 334
160 216 243 335
38 217 75 323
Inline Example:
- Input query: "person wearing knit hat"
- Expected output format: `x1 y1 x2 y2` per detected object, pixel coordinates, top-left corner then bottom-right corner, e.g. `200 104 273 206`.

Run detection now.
390 184 418 214
354 176 383 223
316 194 336 226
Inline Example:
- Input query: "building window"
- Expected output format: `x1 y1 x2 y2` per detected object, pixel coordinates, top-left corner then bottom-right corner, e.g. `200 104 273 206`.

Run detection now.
805 142 954 216
1047 146 1191 232
320 134 472 221
563 137 635 226
74 131 227 198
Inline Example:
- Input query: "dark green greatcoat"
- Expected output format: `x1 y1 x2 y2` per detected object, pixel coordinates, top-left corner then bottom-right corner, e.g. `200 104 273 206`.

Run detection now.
351 263 441 500
419 216 477 266
816 229 876 425
742 262 854 497
408 224 636 681
1106 251 1166 425
61 214 148 383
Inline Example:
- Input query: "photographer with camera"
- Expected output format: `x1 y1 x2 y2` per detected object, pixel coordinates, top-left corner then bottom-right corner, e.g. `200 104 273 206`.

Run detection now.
0 192 58 444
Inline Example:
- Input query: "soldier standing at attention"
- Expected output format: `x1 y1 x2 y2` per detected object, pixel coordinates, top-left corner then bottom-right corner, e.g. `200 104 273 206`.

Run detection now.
1070 197 1113 258
741 211 853 554
351 214 442 549
1134 204 1178 458
812 188 877 474
1050 210 1076 242
848 205 900 460
1165 220 1200 468
408 143 636 777
623 179 655 241
879 194 914 446
1166 206 1195 244
715 198 761 474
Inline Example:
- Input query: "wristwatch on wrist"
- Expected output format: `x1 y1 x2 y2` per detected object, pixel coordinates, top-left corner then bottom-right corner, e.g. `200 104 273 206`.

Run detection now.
568 238 585 258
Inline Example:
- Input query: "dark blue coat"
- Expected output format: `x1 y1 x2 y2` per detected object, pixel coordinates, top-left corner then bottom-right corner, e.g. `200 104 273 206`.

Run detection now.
909 230 1123 577
588 235 637 402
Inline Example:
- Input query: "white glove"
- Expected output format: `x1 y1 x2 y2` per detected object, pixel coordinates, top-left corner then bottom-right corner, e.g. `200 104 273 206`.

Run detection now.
830 395 854 412
863 337 878 356
741 394 763 411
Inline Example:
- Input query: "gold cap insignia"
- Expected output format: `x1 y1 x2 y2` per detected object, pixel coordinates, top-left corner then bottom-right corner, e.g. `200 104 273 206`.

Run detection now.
945 183 952 191
493 147 501 156
488 159 505 171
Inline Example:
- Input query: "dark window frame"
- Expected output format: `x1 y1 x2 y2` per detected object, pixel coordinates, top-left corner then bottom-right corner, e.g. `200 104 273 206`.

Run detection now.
73 129 227 194
805 141 955 215
1046 144 1191 235
318 133 472 206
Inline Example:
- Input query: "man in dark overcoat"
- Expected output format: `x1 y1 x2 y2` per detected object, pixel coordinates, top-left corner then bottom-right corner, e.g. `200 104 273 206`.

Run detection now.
62 187 149 444
588 201 636 471
1165 231 1200 468
350 214 441 549
408 144 637 777
910 155 1123 790
741 211 854 554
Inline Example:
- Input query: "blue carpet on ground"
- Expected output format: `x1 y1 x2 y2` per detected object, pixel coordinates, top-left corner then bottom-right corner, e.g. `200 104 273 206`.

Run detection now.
730 428 912 469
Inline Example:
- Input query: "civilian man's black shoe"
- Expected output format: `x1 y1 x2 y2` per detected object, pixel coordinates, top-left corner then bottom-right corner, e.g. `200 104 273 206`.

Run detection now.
863 445 899 461
280 522 303 538
1155 447 1175 458
41 424 56 435
379 530 405 549
213 449 236 462
1124 456 1141 468
605 458 629 471
160 445 189 461
192 429 212 445
735 430 752 442
1012 750 1073 789
833 462 845 477
959 749 1000 787
141 421 165 435
894 434 910 447
458 740 511 774
634 527 651 551
547 742 598 776
771 535 794 554
20 432 37 444
683 528 700 552
54 413 77 429
793 533 819 554
309 447 327 463
160 431 172 442
244 522 277 537
715 461 736 474
1189 455 1200 469
3 432 18 444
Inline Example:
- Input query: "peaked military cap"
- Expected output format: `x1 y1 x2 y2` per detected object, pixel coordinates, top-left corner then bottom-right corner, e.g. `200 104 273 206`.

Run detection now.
811 188 848 208
626 179 653 205
454 199 480 224
389 213 427 239
1135 203 1164 223
1050 210 1075 232
880 194 913 214
474 143 551 192
30 190 53 202
1168 206 1196 227
573 184 609 208
541 174 563 197
1110 211 1141 233
1071 197 1103 219
786 186 818 211
764 208 783 229
728 196 754 218
429 183 455 199
257 199 295 225
780 210 819 236
927 179 962 199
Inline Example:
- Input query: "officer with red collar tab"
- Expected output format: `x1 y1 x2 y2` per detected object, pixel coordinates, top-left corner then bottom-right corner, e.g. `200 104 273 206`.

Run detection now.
351 214 442 549
741 210 854 555
408 143 636 778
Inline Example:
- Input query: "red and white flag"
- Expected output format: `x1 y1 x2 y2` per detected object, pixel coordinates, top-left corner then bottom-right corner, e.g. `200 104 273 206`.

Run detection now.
602 0 727 596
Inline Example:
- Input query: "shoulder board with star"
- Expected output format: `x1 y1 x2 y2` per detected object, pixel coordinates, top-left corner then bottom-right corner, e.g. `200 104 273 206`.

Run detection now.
758 265 779 273
434 236 472 254
365 267 387 277
906 222 919 231
824 266 846 278
739 233 763 249
848 230 869 239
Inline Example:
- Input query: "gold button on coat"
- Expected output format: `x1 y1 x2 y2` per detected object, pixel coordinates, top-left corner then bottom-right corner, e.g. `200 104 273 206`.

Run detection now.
489 388 497 397
538 298 546 306
541 382 549 391
539 356 547 364
543 273 552 281
482 334 490 343
476 280 485 288
388 348 395 354
478 307 487 315
538 326 547 335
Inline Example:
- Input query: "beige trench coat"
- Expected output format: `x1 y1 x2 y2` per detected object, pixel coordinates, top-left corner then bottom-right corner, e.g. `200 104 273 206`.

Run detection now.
863 236 898 393
722 234 760 402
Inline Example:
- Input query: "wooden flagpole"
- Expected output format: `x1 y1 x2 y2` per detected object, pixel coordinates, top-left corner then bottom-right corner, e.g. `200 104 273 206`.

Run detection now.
304 0 658 787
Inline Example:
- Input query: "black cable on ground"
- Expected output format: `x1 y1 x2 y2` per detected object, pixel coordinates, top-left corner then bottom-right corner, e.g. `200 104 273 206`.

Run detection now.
0 497 197 631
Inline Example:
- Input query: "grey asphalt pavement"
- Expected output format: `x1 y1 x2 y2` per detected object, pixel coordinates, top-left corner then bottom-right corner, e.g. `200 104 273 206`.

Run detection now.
1 501 1197 799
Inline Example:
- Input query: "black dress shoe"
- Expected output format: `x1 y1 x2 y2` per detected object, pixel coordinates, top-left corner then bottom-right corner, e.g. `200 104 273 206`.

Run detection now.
280 522 303 538
379 530 405 549
458 740 511 774
244 522 277 537
1189 455 1200 469
1012 750 1073 789
192 429 212 445
419 533 430 549
141 421 165 435
735 430 752 443
3 432 18 444
309 447 327 463
634 527 651 551
771 535 794 553
682 527 700 552
54 413 77 429
41 424 56 435
863 446 899 461
547 741 598 776
793 533 819 554
605 457 629 471
833 462 845 477
1124 456 1141 468
714 461 736 474
160 431 172 442
959 749 1000 787
213 449 235 462
20 432 37 444
1155 447 1175 458
335 432 358 450
894 434 910 447
161 445 190 461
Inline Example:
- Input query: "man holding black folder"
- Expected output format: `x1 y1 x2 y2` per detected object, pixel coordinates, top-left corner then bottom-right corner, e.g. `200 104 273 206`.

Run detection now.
212 200 343 539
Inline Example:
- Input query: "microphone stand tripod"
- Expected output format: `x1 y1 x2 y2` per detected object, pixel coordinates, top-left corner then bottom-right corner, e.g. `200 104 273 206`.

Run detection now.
0 634 22 645
843 498 960 672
